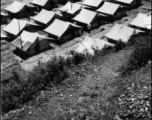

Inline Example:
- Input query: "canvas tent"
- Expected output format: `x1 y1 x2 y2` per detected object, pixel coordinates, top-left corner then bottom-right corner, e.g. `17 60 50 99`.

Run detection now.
31 0 52 11
1 12 10 24
3 18 40 38
96 2 123 20
12 31 54 56
59 2 82 16
73 37 114 55
31 9 58 26
105 24 136 43
3 1 28 18
44 19 82 44
82 0 104 9
114 0 142 8
129 13 151 31
73 9 99 30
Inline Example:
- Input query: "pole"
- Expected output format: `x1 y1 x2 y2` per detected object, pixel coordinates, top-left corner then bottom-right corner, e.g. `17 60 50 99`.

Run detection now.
17 19 23 49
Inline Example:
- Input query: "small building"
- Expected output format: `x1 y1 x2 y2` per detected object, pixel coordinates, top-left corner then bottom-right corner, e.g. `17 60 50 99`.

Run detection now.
73 9 99 30
31 0 52 11
58 2 82 20
44 19 83 44
105 24 136 43
1 12 10 24
11 31 54 56
31 9 60 27
3 1 28 18
2 18 41 39
113 0 142 9
129 13 151 32
82 0 104 10
96 2 124 21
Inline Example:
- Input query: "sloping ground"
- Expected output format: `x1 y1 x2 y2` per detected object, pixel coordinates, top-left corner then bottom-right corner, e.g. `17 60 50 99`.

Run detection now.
1 40 21 82
3 46 135 120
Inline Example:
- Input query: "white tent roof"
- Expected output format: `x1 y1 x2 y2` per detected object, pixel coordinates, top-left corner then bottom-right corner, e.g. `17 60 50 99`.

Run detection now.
31 9 56 24
130 13 151 30
82 0 104 8
115 0 134 4
31 0 48 6
97 2 120 15
74 37 114 55
105 24 135 43
44 19 70 37
73 9 97 25
44 19 82 38
3 18 39 36
59 2 82 14
12 31 38 51
4 1 26 13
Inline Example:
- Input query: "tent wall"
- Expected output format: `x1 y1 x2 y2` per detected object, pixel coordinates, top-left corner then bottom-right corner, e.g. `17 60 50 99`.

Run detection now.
90 15 99 29
33 1 52 11
26 39 39 55
58 0 68 5
113 8 123 20
26 6 37 16
25 25 42 32
39 39 50 51
1 16 9 24
113 0 137 9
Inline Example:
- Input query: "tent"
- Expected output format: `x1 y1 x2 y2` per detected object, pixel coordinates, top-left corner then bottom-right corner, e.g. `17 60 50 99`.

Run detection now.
73 37 114 55
59 2 82 16
31 9 58 26
1 12 10 24
105 24 135 43
129 13 151 31
44 19 82 44
96 2 123 20
114 0 142 8
82 0 104 9
73 9 99 30
12 31 54 56
3 18 40 38
31 0 52 11
3 1 28 18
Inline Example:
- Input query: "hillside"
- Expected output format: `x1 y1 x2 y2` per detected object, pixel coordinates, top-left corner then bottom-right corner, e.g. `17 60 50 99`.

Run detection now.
1 40 21 82
2 33 151 120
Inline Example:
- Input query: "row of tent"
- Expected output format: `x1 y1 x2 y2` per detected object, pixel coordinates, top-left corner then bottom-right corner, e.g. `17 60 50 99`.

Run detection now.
1 0 143 23
1 0 151 57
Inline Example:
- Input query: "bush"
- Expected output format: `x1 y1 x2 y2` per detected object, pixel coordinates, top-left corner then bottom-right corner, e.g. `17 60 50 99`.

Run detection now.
122 33 151 75
1 53 88 114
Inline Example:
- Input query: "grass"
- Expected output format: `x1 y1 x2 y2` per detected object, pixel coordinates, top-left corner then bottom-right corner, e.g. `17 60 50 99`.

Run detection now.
1 40 21 82
2 33 151 120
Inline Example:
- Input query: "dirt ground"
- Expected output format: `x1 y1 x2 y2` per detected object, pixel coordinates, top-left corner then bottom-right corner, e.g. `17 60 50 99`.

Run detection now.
1 0 151 71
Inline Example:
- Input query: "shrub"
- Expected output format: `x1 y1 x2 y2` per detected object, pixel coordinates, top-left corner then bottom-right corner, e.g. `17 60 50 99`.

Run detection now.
1 52 90 114
122 33 151 75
